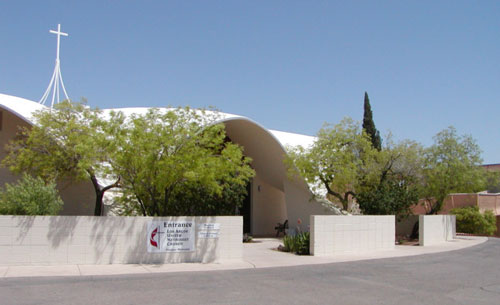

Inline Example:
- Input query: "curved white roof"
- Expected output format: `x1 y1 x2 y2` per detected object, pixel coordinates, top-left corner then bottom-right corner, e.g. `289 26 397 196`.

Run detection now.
269 129 315 150
0 93 46 123
0 93 316 149
0 93 340 214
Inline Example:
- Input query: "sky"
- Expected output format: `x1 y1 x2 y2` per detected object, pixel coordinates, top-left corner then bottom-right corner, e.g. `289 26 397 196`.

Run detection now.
0 1 499 163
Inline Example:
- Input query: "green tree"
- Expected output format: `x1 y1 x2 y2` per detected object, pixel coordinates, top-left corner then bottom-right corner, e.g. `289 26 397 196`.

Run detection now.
2 101 119 216
362 92 382 151
165 177 249 216
422 127 485 214
108 107 255 216
0 174 63 215
485 171 500 193
357 180 419 219
286 117 377 211
357 139 424 219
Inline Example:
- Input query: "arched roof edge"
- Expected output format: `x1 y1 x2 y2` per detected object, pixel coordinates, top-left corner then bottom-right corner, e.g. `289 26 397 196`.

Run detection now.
0 104 35 126
213 116 289 156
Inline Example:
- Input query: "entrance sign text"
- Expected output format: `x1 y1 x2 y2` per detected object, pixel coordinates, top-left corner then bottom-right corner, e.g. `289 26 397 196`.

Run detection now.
198 223 221 239
147 221 195 252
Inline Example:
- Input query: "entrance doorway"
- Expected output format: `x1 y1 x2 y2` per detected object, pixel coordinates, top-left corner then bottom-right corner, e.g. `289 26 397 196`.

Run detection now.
241 182 251 234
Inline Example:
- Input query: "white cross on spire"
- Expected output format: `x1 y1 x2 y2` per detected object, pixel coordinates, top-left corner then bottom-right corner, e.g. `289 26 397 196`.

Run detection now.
50 24 68 62
39 23 71 108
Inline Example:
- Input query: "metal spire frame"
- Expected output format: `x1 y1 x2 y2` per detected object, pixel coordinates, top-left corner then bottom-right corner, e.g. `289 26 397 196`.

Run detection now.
39 24 70 108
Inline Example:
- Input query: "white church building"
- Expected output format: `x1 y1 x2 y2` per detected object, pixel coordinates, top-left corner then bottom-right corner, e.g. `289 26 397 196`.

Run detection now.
0 24 339 236
0 93 339 236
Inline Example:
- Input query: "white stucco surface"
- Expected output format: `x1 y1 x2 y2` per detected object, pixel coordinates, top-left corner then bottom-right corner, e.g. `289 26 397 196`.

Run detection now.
0 93 45 123
0 215 242 265
269 129 316 150
0 93 334 234
419 215 456 246
310 215 395 256
251 175 287 236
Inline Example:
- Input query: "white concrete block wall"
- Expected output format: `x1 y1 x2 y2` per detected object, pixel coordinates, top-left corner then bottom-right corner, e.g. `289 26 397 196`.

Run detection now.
0 216 242 266
310 215 395 256
419 215 456 246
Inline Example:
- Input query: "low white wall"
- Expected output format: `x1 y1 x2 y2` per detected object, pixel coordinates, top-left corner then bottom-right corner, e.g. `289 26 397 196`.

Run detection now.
419 215 456 246
310 215 395 256
0 216 242 266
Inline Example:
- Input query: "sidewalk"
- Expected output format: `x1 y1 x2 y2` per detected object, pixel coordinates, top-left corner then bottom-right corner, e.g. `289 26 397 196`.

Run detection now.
0 236 487 278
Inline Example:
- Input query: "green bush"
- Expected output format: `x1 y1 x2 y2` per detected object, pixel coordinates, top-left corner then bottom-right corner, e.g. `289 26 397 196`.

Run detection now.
0 174 63 215
281 232 310 255
282 234 293 252
451 206 497 236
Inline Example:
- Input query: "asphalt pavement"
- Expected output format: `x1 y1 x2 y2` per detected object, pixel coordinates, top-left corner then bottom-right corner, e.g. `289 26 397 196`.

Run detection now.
0 237 498 305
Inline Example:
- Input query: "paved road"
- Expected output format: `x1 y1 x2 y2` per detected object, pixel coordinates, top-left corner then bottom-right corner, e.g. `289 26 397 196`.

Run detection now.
1 238 499 305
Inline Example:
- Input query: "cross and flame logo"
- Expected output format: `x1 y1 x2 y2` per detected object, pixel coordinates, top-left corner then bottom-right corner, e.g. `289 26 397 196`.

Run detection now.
150 227 159 248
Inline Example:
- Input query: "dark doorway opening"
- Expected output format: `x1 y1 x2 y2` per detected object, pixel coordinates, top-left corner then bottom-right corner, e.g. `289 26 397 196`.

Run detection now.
241 182 251 234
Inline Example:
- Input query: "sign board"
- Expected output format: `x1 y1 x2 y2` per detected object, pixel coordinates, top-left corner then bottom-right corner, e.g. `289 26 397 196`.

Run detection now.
147 221 195 253
198 223 220 239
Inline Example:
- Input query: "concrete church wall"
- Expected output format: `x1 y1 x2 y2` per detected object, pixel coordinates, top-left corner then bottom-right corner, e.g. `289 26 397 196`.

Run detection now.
419 215 456 246
0 110 30 186
223 119 334 236
0 109 95 216
251 175 286 236
284 179 336 232
0 96 337 235
397 215 457 246
310 215 395 256
0 215 242 266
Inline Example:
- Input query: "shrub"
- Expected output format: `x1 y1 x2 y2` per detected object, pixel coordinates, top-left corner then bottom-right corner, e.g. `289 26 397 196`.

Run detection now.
294 232 310 255
282 235 293 252
281 232 310 255
0 174 63 215
451 206 497 236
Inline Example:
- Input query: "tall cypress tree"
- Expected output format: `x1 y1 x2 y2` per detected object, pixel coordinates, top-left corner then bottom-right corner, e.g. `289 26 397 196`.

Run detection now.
362 92 382 151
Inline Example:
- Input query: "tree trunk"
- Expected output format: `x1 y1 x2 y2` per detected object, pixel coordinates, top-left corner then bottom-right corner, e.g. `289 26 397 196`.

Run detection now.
410 220 419 239
88 172 120 216
341 199 349 211
162 188 170 216
94 190 104 216
135 195 147 216
428 199 443 215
